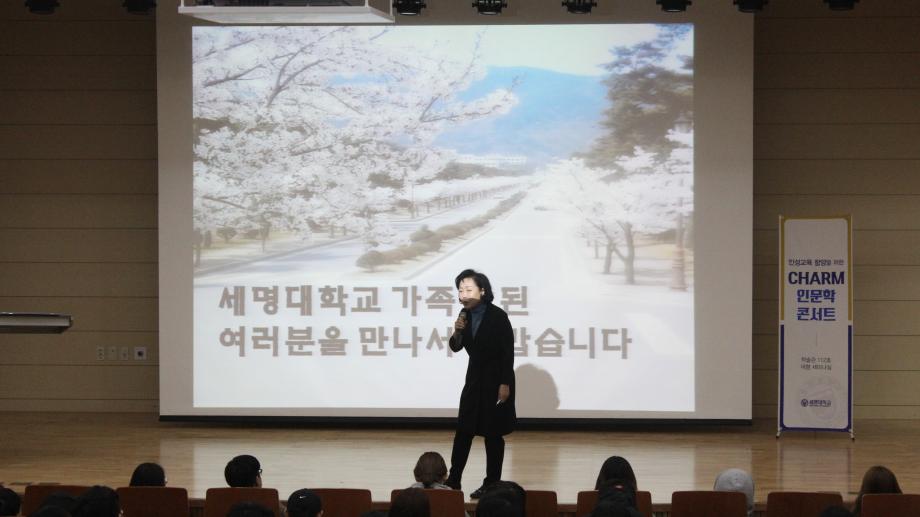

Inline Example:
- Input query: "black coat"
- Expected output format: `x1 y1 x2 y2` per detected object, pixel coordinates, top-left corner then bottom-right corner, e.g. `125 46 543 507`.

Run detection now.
449 303 516 437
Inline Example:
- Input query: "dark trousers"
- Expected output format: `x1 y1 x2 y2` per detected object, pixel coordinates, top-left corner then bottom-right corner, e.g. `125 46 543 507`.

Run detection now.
447 429 505 489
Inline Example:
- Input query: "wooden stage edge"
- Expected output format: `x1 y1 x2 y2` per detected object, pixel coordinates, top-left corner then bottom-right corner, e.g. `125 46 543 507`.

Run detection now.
4 413 920 509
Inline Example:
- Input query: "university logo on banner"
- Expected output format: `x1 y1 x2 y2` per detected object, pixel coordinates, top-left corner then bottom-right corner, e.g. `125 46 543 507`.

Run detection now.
778 216 853 436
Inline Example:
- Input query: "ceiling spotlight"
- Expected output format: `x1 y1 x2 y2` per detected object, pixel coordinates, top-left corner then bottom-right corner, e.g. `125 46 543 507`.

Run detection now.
656 0 690 12
123 0 156 14
393 0 425 15
24 0 59 14
734 0 767 12
472 0 506 15
562 0 596 14
824 0 857 10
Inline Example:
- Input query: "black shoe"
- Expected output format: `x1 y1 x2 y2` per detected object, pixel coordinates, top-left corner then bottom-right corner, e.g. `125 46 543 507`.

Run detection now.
470 485 489 499
445 478 461 491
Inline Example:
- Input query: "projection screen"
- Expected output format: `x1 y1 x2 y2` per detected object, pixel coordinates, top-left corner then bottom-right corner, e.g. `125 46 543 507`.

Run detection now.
158 4 752 422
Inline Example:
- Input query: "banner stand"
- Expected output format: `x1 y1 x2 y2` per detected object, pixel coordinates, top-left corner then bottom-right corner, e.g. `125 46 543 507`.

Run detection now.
777 215 854 440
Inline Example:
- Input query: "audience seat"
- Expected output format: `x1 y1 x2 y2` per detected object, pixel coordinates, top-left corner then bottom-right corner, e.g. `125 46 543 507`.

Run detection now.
670 490 747 517
308 488 373 517
204 487 281 517
765 491 843 517
22 484 91 515
117 486 190 517
524 490 557 517
575 490 653 517
390 488 466 517
860 493 920 517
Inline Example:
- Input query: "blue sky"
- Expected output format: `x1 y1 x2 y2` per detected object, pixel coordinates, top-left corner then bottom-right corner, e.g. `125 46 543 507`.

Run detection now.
434 66 610 167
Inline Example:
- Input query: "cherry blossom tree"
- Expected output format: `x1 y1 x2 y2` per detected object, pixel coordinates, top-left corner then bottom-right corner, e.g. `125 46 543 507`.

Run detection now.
538 24 693 284
538 139 691 284
192 27 518 252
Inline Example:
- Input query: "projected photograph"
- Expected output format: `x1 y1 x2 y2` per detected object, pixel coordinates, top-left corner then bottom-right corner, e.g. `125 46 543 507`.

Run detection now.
192 24 694 415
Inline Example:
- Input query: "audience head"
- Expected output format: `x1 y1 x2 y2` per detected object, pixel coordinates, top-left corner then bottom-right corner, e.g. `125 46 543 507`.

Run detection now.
0 488 21 517
713 468 754 517
129 462 167 487
595 456 637 492
29 507 71 517
481 481 525 517
819 506 853 517
389 488 430 517
286 489 322 517
413 452 448 488
226 502 274 517
225 455 263 488
853 465 902 516
36 492 77 514
475 494 514 517
858 465 902 495
596 479 637 510
71 486 119 517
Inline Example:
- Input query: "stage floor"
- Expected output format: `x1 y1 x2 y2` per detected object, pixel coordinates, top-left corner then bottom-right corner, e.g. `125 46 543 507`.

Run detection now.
2 413 919 506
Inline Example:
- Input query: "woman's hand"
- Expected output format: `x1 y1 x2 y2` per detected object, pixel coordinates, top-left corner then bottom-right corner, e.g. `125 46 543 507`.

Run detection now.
454 312 467 332
497 384 510 404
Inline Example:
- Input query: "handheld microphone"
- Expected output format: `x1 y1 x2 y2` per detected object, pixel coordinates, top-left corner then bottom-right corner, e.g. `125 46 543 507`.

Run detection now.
456 306 468 346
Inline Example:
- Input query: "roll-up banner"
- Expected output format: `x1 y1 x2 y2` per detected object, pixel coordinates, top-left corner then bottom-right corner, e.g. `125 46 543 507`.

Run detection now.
778 216 853 438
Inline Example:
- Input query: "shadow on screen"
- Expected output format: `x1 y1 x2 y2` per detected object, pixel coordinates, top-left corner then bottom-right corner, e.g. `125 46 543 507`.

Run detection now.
515 363 560 417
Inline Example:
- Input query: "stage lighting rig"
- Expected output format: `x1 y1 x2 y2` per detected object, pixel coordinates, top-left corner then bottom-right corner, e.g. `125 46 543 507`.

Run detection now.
734 0 767 13
656 0 690 12
472 0 506 14
394 0 425 14
562 0 596 14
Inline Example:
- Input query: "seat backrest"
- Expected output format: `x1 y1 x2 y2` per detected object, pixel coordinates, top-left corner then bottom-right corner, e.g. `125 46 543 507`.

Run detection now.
308 488 373 517
635 490 652 517
765 491 843 517
575 490 598 516
390 488 466 517
860 493 920 517
525 490 558 517
116 486 190 517
574 490 653 517
22 484 91 515
204 487 281 517
670 490 748 517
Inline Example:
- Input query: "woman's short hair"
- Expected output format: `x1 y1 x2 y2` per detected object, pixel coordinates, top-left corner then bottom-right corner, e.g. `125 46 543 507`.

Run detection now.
413 452 448 487
859 465 902 495
130 462 167 487
595 456 637 491
853 465 902 516
454 269 495 304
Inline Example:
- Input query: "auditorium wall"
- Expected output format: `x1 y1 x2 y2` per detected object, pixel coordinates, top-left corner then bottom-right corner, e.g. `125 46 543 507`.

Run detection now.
1 0 918 418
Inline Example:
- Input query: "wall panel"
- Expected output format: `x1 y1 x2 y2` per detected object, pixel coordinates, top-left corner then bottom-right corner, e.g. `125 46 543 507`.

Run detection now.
2 0 919 418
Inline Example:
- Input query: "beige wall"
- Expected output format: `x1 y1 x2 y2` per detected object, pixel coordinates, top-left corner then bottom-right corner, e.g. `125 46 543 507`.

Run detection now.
750 1 920 419
0 0 159 411
1 0 918 417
